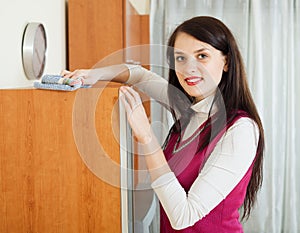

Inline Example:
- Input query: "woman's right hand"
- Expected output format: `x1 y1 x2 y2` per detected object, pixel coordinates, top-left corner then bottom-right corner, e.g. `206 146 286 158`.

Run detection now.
61 64 130 86
60 69 99 85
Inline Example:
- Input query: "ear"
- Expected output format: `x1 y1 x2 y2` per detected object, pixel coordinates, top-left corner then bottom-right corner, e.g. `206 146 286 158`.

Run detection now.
223 55 229 72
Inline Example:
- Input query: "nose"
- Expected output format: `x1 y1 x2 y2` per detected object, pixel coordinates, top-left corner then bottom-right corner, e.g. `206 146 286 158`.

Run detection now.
185 59 197 74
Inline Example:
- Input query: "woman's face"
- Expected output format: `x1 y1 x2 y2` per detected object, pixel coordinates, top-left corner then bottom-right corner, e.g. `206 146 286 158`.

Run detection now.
174 32 228 102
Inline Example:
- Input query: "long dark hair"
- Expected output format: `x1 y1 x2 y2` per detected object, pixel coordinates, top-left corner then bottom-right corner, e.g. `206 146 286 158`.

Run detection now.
166 16 265 220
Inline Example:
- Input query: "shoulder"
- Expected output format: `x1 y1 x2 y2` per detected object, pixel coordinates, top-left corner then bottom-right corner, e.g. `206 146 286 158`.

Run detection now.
201 116 259 176
229 117 259 137
219 116 260 153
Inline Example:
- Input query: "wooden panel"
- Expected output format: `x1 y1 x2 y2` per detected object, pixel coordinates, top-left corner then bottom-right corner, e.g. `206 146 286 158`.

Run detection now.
0 84 122 233
124 2 150 66
125 1 149 46
124 2 150 185
68 0 124 69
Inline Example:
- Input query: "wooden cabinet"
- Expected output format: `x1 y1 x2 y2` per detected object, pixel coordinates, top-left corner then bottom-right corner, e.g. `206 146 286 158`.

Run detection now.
0 84 124 233
67 0 149 69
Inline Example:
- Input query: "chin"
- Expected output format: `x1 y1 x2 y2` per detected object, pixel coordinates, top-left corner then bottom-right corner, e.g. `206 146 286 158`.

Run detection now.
186 91 204 100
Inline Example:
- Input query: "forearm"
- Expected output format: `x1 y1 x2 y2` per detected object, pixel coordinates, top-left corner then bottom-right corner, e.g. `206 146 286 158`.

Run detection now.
89 64 130 83
124 65 169 107
137 130 171 182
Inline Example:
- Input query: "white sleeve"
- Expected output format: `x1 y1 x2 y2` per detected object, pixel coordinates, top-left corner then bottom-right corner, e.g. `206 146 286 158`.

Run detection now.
125 64 169 108
151 117 259 230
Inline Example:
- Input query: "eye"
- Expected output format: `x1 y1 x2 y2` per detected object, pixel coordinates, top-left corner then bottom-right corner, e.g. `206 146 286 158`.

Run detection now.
197 53 208 59
175 56 186 62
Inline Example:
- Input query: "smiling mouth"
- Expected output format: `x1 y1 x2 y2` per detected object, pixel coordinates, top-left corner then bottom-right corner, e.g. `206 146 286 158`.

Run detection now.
184 76 204 86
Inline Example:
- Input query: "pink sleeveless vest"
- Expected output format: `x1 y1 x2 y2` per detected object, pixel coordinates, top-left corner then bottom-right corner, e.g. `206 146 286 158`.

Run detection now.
160 112 254 233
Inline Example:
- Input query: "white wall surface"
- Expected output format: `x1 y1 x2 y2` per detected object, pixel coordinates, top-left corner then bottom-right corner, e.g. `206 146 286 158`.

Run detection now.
0 0 66 88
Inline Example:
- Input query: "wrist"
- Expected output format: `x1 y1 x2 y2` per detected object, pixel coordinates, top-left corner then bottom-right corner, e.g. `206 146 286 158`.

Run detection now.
138 132 152 145
136 131 161 156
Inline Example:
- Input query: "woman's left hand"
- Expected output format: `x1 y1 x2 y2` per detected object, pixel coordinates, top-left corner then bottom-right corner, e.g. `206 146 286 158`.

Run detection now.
119 86 152 144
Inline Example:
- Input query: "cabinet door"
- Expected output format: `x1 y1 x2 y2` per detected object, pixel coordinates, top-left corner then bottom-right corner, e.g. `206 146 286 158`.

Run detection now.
68 1 154 232
0 87 122 233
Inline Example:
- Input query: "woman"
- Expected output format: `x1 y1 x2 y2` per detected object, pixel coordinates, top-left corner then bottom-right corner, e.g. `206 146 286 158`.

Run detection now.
62 16 264 232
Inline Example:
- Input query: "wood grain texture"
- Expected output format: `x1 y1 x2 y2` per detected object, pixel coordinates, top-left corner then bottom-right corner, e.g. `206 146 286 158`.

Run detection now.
68 0 124 69
0 84 122 233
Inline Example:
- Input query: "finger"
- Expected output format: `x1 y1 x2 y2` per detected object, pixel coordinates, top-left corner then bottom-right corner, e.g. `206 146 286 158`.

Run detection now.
119 93 133 117
120 86 137 108
63 70 85 80
60 70 71 76
62 70 76 79
125 86 142 103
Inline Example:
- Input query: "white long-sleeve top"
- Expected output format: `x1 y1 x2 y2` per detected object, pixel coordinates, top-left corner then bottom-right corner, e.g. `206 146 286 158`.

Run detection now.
125 65 259 230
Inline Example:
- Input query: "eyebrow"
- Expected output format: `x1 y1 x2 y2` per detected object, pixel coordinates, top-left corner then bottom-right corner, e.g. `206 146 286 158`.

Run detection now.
174 48 210 54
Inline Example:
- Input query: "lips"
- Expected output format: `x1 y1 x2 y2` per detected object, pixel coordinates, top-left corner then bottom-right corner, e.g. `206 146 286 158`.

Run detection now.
184 76 203 86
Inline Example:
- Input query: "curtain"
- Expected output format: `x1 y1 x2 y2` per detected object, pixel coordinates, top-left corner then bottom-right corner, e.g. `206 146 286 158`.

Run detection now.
149 0 300 232
244 1 300 232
